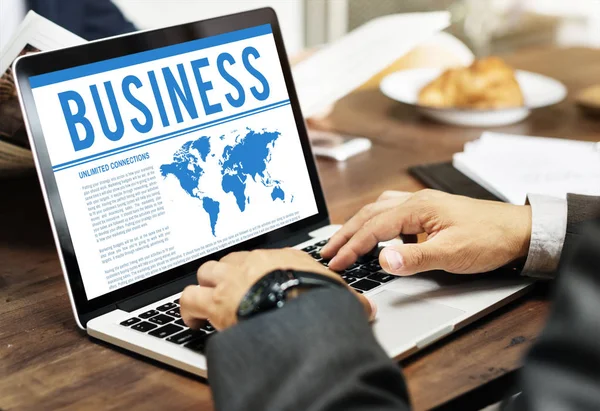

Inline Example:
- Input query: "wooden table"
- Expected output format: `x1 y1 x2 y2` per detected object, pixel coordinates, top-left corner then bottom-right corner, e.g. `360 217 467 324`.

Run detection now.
2 47 599 410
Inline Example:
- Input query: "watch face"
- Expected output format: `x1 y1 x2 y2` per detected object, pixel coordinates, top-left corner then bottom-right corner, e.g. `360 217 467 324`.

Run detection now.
238 270 293 318
238 277 269 317
238 270 345 320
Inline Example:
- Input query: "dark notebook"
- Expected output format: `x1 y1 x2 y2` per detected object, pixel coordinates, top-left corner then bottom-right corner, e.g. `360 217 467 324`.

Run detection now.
409 162 502 202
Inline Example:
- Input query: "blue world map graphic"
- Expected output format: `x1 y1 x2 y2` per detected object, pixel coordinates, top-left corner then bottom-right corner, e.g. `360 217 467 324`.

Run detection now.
160 129 287 236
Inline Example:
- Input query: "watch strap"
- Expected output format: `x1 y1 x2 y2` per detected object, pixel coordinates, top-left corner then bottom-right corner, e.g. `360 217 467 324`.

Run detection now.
237 269 344 321
292 270 345 289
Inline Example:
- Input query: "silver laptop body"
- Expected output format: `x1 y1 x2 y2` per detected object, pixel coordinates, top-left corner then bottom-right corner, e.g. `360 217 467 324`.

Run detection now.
14 8 532 379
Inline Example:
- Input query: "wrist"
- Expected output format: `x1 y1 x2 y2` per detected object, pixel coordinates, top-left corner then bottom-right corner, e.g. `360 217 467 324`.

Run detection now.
515 205 532 258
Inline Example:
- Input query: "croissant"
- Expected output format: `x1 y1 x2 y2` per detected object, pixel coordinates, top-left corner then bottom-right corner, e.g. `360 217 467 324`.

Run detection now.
418 57 524 109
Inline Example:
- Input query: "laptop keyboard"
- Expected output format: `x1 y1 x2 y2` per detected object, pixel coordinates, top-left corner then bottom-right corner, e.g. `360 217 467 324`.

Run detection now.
120 298 216 353
306 239 390 294
119 238 392 352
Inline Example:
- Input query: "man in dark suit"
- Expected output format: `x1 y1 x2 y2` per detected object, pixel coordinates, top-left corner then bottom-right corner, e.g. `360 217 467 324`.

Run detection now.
180 190 600 410
28 0 135 40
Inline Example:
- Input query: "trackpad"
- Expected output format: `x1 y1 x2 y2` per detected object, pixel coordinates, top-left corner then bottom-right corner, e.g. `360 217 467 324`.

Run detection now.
370 290 465 356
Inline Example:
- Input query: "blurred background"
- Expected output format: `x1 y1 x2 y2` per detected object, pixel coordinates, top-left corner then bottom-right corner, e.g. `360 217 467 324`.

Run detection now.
113 0 600 56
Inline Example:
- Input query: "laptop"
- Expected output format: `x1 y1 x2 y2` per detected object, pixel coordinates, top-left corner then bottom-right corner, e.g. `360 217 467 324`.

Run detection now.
14 8 533 378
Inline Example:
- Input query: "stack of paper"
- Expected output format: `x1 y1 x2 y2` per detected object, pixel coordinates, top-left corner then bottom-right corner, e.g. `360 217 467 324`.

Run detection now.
453 132 600 204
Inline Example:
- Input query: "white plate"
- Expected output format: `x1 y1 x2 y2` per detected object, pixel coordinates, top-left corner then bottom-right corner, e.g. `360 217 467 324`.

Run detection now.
380 68 567 127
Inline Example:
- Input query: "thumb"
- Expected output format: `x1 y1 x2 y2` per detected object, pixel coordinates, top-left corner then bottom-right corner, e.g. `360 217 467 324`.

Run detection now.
379 243 444 276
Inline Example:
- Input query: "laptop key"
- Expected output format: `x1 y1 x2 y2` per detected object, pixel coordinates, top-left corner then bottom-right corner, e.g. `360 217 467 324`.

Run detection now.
357 255 377 264
185 333 214 353
191 319 214 332
351 279 380 292
148 314 174 325
368 272 395 283
175 319 187 327
166 328 206 345
202 321 215 332
315 240 328 247
335 264 358 274
302 245 318 253
166 307 181 318
174 299 180 304
139 309 159 319
120 317 141 327
341 275 356 285
149 323 183 339
156 302 177 312
357 249 380 264
131 321 158 332
364 262 382 273
346 268 370 278
309 251 321 259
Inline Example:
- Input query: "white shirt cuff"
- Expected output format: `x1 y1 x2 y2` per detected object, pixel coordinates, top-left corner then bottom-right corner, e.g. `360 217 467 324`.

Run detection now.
522 194 567 279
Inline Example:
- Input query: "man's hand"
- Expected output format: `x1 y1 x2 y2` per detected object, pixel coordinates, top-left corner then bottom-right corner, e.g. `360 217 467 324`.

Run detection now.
180 248 375 331
321 189 532 276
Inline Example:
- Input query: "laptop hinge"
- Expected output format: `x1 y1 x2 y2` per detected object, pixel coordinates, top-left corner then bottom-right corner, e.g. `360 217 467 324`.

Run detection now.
116 272 197 312
263 220 327 249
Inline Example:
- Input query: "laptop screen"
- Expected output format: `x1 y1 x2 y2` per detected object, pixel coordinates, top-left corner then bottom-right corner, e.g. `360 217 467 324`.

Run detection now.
28 24 319 300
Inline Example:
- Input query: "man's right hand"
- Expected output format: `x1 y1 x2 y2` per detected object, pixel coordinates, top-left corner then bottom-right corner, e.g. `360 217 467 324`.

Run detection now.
180 248 375 331
321 189 532 276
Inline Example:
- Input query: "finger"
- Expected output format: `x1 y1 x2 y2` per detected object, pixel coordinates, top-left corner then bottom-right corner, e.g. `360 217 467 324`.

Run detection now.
197 261 232 287
379 242 446 276
328 205 424 271
196 260 220 287
321 198 408 259
179 285 215 329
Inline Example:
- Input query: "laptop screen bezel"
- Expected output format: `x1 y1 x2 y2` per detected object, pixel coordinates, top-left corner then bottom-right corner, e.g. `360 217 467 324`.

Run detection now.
14 7 329 325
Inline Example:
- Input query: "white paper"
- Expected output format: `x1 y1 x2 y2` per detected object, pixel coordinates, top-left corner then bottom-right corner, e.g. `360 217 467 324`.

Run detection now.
453 132 600 204
309 130 372 161
292 12 450 118
1 11 85 74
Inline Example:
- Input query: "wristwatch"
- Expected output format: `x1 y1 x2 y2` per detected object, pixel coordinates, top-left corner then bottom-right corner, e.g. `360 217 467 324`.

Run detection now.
237 269 344 320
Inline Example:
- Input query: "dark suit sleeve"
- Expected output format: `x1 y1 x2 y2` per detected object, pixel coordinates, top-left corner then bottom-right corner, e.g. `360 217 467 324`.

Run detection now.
82 0 136 40
503 219 600 411
563 194 600 257
206 288 411 411
207 217 600 411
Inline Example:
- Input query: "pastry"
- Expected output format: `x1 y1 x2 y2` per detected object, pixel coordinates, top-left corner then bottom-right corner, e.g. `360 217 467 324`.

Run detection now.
418 57 524 109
